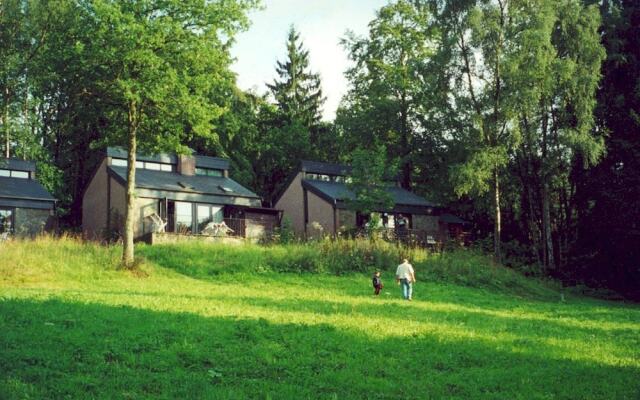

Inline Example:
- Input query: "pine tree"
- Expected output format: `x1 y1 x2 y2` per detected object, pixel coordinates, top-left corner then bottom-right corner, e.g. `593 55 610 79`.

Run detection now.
267 26 325 130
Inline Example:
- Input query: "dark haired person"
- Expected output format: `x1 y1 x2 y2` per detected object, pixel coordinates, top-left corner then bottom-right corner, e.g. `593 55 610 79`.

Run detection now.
372 271 384 296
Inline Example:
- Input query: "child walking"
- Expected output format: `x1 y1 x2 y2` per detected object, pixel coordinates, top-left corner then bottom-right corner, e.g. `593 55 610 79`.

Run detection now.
372 271 384 296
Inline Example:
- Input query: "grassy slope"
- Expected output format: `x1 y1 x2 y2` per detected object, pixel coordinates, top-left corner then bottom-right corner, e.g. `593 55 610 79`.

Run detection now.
0 238 639 399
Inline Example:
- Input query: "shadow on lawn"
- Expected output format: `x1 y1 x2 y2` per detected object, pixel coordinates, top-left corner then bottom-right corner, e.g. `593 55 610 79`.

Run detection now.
1 298 638 399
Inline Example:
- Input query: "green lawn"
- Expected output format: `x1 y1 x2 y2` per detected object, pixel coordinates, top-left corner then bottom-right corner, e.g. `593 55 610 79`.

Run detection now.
1 238 639 399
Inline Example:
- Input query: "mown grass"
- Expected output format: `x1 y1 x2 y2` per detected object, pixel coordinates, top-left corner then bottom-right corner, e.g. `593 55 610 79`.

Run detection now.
1 236 639 399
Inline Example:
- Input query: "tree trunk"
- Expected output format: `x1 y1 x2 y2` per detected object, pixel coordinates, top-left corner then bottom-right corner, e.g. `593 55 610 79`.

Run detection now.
542 182 555 271
494 167 502 264
122 100 138 268
400 98 411 190
3 86 9 158
540 99 555 271
516 144 543 267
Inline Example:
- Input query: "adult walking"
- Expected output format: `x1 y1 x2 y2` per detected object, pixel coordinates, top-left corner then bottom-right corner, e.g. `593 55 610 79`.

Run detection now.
395 258 416 300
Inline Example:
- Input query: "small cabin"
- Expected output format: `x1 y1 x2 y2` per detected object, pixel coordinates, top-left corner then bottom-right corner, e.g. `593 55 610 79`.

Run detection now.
82 148 280 241
0 158 56 237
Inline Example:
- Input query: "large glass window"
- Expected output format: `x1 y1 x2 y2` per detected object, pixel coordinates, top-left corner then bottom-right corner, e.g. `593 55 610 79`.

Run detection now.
11 171 29 179
195 167 223 177
0 169 29 178
197 204 223 233
111 158 175 172
145 162 161 171
0 208 14 233
175 202 193 233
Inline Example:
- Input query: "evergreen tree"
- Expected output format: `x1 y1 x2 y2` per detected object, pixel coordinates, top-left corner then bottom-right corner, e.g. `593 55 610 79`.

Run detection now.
267 26 325 130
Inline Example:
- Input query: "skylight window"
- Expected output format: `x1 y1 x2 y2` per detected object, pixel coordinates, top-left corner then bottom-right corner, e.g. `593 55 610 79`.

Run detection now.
178 182 195 190
0 169 29 179
218 185 233 193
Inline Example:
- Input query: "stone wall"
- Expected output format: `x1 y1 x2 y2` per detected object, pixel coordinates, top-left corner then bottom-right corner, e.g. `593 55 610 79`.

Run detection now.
14 208 51 237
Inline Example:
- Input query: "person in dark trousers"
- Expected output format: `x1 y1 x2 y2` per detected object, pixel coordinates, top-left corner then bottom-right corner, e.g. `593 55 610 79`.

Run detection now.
372 271 384 296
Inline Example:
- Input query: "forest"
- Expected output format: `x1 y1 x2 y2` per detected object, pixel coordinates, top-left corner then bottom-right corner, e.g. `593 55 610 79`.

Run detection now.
1 0 638 299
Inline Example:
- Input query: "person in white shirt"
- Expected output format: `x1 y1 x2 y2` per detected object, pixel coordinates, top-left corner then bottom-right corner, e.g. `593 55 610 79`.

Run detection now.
395 258 416 300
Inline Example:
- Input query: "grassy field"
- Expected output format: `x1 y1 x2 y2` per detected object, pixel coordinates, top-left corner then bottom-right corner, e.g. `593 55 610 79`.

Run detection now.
1 237 639 399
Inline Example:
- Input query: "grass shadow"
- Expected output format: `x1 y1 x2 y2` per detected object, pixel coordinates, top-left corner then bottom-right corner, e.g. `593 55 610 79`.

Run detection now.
1 297 639 399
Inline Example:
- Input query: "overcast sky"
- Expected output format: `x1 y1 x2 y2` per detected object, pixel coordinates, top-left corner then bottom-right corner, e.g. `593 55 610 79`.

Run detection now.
230 0 389 121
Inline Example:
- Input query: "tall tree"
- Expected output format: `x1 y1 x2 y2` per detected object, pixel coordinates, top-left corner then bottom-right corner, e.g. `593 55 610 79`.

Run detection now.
0 0 49 158
431 0 604 264
508 0 604 270
258 26 326 203
267 26 325 131
339 0 437 190
438 0 518 263
571 0 640 297
346 145 394 216
81 0 257 266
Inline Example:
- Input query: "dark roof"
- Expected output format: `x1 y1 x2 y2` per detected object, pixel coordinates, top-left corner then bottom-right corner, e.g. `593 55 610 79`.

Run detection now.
439 213 469 225
194 155 229 170
0 158 36 172
107 147 229 170
107 147 177 164
108 166 259 199
301 160 352 176
302 179 437 213
0 176 56 205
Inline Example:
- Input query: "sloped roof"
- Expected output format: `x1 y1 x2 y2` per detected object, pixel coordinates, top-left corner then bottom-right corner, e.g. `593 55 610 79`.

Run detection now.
0 176 56 205
107 147 177 164
106 147 229 170
0 158 36 172
439 213 469 225
302 179 437 213
108 166 259 199
301 160 352 176
194 155 229 170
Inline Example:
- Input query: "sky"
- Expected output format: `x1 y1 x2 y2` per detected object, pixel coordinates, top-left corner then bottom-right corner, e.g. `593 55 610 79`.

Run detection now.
230 0 389 121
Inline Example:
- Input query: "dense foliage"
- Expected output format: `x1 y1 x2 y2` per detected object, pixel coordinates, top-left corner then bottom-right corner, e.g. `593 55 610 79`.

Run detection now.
1 0 638 296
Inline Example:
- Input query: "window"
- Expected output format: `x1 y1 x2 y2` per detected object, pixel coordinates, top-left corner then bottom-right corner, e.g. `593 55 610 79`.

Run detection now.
11 171 29 179
145 162 161 171
196 204 223 233
175 202 193 233
111 158 127 167
195 167 223 177
112 158 174 172
306 173 331 181
218 185 233 193
0 208 14 233
0 169 29 178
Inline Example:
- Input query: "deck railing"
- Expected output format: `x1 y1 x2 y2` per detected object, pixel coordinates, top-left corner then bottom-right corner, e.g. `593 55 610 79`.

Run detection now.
341 227 442 247
143 215 278 239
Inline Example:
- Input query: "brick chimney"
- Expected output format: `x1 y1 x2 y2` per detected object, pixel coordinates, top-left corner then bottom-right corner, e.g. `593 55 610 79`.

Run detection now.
177 154 195 176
